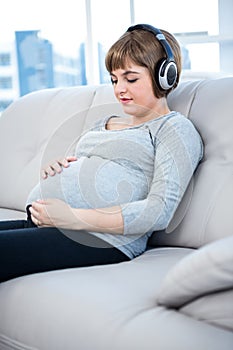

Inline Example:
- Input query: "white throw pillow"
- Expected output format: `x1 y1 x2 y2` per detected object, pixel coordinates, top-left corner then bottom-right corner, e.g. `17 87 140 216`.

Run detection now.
157 235 233 308
181 289 233 331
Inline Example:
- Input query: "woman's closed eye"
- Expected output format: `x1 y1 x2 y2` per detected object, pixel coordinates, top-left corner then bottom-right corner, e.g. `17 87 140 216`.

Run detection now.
111 78 117 85
110 78 138 85
127 78 138 83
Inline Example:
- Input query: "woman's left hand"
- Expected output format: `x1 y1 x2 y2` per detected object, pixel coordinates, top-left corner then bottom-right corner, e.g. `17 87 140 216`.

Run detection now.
30 199 79 229
30 199 124 234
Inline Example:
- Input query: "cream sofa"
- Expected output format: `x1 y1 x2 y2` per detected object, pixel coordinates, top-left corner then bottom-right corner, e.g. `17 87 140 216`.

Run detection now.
0 78 232 350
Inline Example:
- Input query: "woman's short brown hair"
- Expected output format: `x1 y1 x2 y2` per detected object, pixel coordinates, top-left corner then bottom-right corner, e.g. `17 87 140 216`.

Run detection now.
105 26 182 98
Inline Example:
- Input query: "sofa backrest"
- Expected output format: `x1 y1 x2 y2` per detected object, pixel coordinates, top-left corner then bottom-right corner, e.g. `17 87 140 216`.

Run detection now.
0 85 123 213
0 78 232 248
150 78 233 248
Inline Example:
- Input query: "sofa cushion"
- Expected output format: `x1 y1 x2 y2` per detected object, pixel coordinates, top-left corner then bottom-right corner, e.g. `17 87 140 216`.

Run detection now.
150 78 233 248
1 247 233 350
0 85 126 215
0 208 26 221
157 235 233 306
181 289 233 331
157 235 233 330
0 86 102 212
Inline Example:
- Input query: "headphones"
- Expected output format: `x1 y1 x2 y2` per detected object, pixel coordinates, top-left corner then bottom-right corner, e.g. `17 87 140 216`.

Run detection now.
127 24 178 91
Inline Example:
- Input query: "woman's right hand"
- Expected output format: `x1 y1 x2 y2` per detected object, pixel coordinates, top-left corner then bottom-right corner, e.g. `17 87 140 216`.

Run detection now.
41 156 77 179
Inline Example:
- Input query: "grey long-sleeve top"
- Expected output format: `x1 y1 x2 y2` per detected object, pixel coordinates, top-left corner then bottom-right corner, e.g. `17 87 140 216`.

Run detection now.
27 112 203 259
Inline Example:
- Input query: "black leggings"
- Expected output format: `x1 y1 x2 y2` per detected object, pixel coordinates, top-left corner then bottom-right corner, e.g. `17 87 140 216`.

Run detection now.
0 211 129 283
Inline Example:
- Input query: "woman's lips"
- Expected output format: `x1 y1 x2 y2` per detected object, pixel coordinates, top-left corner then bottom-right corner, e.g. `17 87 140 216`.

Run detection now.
120 97 132 104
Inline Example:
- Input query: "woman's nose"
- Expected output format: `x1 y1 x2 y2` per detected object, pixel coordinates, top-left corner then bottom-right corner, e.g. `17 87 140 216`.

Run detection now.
114 80 127 94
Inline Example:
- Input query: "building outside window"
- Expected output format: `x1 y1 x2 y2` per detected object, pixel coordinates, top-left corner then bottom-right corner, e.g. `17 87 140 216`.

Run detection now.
0 77 12 89
0 53 11 66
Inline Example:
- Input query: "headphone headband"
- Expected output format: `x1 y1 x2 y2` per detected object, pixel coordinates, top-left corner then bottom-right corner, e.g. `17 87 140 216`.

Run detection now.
126 24 178 91
127 24 174 62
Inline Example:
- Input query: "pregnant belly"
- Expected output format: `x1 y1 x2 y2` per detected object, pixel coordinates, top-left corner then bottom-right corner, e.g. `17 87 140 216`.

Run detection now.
27 157 149 208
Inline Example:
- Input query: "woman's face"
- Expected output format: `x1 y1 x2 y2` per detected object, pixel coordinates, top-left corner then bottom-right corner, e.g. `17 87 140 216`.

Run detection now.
110 62 160 120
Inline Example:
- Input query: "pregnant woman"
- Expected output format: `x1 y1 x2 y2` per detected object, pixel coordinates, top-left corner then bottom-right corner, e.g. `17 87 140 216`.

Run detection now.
0 24 203 283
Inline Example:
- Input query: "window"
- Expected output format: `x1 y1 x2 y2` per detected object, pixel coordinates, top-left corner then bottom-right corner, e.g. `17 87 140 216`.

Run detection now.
133 0 219 34
86 0 233 81
89 0 131 84
132 0 220 73
0 0 232 113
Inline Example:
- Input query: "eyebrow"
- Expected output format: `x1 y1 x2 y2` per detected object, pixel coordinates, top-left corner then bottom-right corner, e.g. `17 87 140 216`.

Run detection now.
111 70 140 77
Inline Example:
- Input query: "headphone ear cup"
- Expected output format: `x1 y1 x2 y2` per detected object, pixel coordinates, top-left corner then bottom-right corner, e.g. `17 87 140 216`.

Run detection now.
157 60 177 90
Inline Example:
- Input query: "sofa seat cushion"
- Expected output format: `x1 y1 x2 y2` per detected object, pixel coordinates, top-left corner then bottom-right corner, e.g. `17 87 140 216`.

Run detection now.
1 247 232 350
157 235 233 331
0 208 26 221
